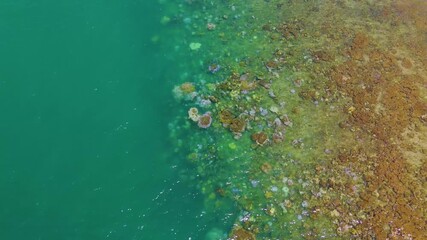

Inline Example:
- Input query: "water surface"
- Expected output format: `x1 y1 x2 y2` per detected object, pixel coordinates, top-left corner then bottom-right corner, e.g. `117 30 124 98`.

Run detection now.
0 1 229 239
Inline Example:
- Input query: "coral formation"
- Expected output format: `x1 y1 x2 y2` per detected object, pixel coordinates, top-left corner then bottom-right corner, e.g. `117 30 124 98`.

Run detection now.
188 107 199 122
180 82 196 94
208 64 220 74
197 112 212 129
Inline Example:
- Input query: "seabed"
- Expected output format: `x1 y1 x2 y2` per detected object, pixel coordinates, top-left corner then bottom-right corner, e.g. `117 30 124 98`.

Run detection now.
160 0 426 239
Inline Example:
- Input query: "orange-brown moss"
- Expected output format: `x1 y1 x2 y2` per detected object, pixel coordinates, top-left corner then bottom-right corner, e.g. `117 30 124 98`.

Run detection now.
271 2 427 237
325 33 427 238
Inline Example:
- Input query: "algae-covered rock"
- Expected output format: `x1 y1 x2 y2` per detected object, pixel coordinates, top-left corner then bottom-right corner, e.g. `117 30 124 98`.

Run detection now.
240 80 257 91
208 63 220 73
173 82 197 101
230 118 246 133
198 112 213 129
219 109 234 125
229 226 255 240
260 162 272 174
180 82 196 94
266 205 276 216
264 191 273 199
251 132 269 146
272 132 284 143
269 106 279 114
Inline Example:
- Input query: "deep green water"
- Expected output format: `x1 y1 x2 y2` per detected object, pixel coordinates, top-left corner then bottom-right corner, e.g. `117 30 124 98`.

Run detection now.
0 1 233 239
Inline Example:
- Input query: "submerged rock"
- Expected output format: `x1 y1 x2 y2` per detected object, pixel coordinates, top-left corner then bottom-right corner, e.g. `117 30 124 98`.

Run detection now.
198 112 213 128
251 132 269 146
173 82 197 100
270 106 279 114
188 107 200 122
180 82 196 94
260 162 272 174
229 226 255 240
219 109 234 125
259 107 268 116
206 22 216 31
230 118 246 133
208 63 220 73
272 132 284 143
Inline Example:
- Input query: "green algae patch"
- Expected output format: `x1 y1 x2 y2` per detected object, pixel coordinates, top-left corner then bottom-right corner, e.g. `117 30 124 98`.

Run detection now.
189 42 201 51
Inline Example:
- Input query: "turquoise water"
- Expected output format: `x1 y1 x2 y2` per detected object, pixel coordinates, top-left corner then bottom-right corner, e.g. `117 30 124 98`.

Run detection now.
0 1 234 239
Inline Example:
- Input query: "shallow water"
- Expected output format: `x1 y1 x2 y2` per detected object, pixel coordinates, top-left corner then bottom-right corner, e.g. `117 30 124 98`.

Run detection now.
1 0 426 239
0 1 234 239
